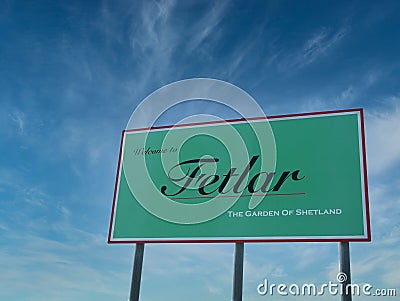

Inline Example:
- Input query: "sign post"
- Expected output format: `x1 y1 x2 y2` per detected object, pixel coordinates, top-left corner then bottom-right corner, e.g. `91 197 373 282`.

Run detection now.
339 242 352 301
232 242 244 301
129 243 145 301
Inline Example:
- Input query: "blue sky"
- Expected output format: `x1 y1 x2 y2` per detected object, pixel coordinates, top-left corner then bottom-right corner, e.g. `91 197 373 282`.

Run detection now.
1 0 400 300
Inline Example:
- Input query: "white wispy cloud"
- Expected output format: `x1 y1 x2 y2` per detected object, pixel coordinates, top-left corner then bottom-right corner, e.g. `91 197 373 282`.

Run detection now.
0 223 8 231
298 85 356 113
139 243 233 300
270 266 287 278
366 98 400 176
297 66 384 114
303 27 347 64
0 223 133 300
244 258 278 282
278 25 349 73
221 22 271 81
10 110 26 135
207 285 223 295
185 0 230 53
368 181 400 237
350 246 400 287
128 0 177 84
0 244 129 300
22 187 47 207
290 244 333 271
143 243 232 280
131 0 175 53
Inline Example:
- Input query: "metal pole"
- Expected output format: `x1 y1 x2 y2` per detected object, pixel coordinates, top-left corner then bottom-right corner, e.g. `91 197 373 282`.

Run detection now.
129 243 145 301
232 242 244 301
339 242 352 301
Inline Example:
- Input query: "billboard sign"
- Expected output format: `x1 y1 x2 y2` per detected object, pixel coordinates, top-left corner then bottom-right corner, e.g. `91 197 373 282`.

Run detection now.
108 109 370 243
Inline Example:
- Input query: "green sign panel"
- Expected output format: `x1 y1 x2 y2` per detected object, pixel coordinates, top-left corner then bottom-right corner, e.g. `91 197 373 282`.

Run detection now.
108 109 370 243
